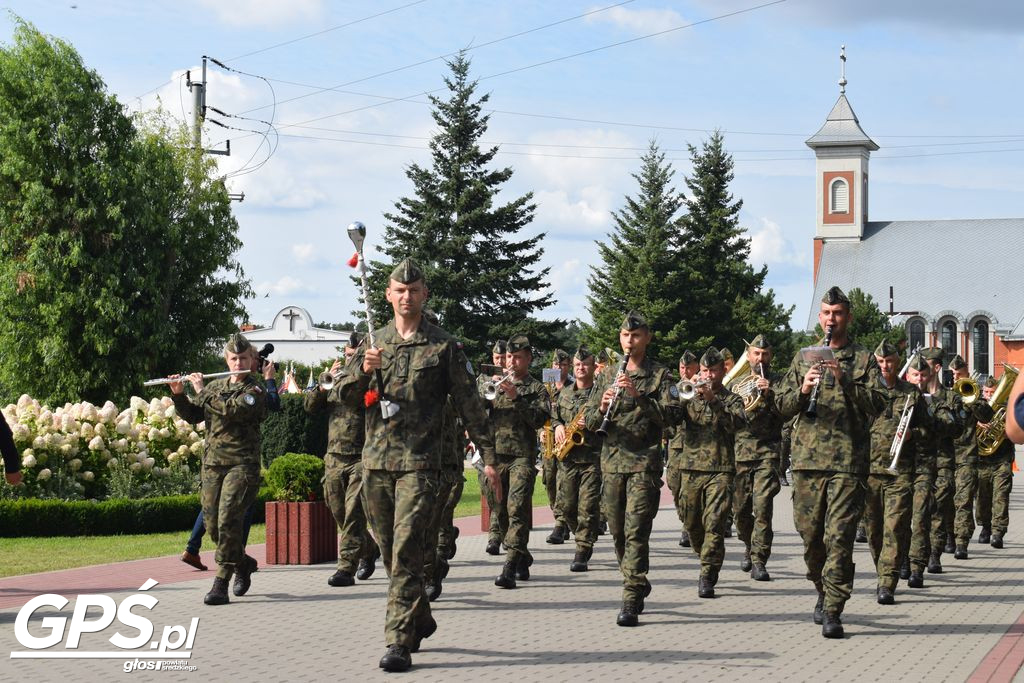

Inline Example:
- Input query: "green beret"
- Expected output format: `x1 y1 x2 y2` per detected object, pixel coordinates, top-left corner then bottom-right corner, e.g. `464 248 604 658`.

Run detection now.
225 333 252 354
821 286 850 306
348 331 364 349
744 334 771 350
679 350 697 365
621 310 649 331
507 335 531 354
574 345 593 362
596 348 610 363
552 348 569 364
874 339 899 358
700 347 724 368
985 376 998 388
908 354 930 372
389 257 425 284
948 354 967 370
492 339 507 354
920 347 944 363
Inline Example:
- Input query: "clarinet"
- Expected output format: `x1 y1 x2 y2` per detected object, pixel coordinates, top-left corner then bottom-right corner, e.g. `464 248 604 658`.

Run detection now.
806 325 834 418
596 349 631 436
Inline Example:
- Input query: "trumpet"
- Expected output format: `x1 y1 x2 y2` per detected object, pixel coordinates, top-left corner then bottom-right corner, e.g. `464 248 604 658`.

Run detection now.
678 378 711 401
482 371 516 401
886 395 915 473
318 370 341 391
143 369 250 386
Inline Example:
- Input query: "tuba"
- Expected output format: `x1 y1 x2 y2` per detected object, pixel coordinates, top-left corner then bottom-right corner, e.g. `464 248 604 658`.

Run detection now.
722 352 765 413
953 377 981 404
976 364 1019 456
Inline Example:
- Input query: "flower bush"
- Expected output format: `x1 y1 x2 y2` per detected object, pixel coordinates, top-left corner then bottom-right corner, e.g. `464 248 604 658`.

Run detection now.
1 394 204 500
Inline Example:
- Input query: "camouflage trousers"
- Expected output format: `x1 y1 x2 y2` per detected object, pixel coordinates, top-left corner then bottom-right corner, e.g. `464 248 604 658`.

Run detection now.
542 456 566 528
665 464 685 524
602 470 662 601
201 462 261 581
437 469 465 562
324 453 378 573
423 467 462 585
928 466 955 558
791 471 866 616
863 473 912 590
556 460 601 551
977 457 1014 535
953 462 978 546
483 467 508 545
680 470 734 579
498 458 537 566
906 471 935 573
734 460 781 565
362 469 438 649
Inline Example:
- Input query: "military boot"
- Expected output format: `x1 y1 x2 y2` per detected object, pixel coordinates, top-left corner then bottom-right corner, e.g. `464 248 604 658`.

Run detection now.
379 645 411 672
204 577 230 605
494 559 517 589
944 532 956 555
515 555 532 581
813 592 825 625
751 562 770 581
926 551 943 574
822 612 844 638
899 557 911 580
979 527 991 544
411 613 437 653
616 600 639 627
954 545 969 560
698 574 715 599
680 530 691 548
546 525 567 545
638 581 652 614
569 548 591 573
855 525 867 543
876 586 895 605
232 555 257 596
991 533 1004 549
485 539 501 556
426 565 443 602
448 525 460 560
908 571 924 588
355 557 376 581
740 547 753 573
328 569 355 587
598 520 608 535
439 557 450 579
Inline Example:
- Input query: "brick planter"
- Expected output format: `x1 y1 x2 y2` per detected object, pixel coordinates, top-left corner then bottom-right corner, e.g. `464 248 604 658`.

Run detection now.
265 501 338 565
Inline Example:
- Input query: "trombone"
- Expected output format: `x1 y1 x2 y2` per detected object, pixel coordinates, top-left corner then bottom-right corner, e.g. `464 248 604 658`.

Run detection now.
143 369 250 386
886 395 915 473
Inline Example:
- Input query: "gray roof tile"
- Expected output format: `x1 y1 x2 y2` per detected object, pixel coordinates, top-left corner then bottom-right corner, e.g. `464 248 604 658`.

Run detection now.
806 94 879 150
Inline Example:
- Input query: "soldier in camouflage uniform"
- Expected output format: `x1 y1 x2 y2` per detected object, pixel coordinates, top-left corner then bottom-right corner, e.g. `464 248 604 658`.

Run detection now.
949 356 994 556
490 335 551 589
919 347 959 572
733 335 785 582
479 340 507 555
423 397 464 601
584 311 677 627
677 347 746 598
551 345 603 571
667 350 698 548
338 258 499 673
777 286 885 639
304 332 379 588
545 349 572 544
171 334 268 606
976 379 1015 549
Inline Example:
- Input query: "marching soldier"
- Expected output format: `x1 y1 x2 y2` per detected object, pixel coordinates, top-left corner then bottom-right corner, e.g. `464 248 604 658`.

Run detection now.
950 356 994 557
338 258 500 672
919 347 958 571
584 311 676 627
976 378 1014 549
667 350 698 548
490 335 551 589
733 335 785 582
551 345 603 571
677 347 746 598
777 286 884 639
480 340 508 556
170 333 269 606
423 397 463 601
545 348 572 544
304 332 379 588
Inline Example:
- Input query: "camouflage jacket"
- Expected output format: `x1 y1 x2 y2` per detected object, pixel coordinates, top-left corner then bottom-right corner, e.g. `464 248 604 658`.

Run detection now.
866 377 931 475
303 377 365 458
440 399 466 471
338 318 496 470
664 380 687 467
173 373 266 467
551 382 602 464
733 373 785 464
776 339 885 474
584 356 676 474
675 386 746 472
485 373 550 461
954 399 996 465
930 386 963 470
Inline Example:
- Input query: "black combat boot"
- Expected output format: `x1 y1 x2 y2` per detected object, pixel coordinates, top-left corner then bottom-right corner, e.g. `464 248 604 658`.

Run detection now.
680 530 691 548
356 556 376 581
494 559 517 589
410 613 437 653
426 566 443 602
979 527 991 544
954 545 969 560
822 612 844 638
813 592 825 625
740 547 753 573
485 539 501 556
907 571 924 588
328 569 355 587
899 557 911 580
448 525 460 560
515 555 532 581
439 557 450 579
855 525 867 543
751 562 770 581
598 520 608 535
204 576 230 605
876 586 895 605
379 645 411 672
991 533 1004 549
546 525 567 545
698 575 715 599
638 581 652 614
944 532 956 555
232 555 257 596
570 548 590 573
927 551 942 574
616 600 639 627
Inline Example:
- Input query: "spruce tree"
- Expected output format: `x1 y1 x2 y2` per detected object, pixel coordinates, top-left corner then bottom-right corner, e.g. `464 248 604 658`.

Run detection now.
360 54 558 363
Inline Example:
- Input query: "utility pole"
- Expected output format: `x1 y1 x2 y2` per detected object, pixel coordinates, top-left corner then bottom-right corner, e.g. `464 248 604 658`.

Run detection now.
186 57 230 157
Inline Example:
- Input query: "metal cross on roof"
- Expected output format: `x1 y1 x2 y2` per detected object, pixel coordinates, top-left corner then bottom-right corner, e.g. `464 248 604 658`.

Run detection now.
839 45 847 94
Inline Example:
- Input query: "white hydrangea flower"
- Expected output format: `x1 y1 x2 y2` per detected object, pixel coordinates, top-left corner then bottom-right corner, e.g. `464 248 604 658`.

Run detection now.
190 441 204 455
143 457 155 470
107 458 119 468
21 453 36 469
82 470 95 482
59 444 73 456
88 436 104 451
69 458 82 471
129 462 142 473
12 423 30 441
95 423 108 438
164 405 176 419
39 409 53 425
148 398 163 415
168 452 179 463
99 401 117 422
69 404 82 421
115 419 132 435
37 468 52 481
32 436 45 450
80 422 94 440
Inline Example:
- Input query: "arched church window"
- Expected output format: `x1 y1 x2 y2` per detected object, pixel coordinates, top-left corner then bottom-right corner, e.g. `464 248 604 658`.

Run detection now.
908 319 925 350
941 320 957 367
972 320 989 376
829 178 849 214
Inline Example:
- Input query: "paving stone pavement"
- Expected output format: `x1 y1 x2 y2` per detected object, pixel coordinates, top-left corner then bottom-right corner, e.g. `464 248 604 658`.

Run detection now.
2 467 1022 682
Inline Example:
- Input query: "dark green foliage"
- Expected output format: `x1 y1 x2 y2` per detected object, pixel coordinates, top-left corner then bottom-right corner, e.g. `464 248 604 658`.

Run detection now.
264 452 324 502
260 394 328 466
361 53 560 364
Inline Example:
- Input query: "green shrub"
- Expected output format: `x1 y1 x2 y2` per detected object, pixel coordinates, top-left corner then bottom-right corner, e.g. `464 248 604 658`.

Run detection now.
260 394 328 466
264 452 324 502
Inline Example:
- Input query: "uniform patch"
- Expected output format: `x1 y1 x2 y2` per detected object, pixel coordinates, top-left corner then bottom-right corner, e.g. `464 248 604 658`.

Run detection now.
243 394 256 406
669 384 680 399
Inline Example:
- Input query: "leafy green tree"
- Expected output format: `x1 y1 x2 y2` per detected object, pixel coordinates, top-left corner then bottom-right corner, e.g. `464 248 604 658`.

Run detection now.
361 53 559 363
0 20 249 406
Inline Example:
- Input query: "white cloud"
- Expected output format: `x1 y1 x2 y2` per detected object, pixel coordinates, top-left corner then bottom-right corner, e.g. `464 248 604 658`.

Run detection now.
291 243 315 264
535 188 611 235
586 5 685 35
255 276 316 297
747 217 807 267
194 0 323 28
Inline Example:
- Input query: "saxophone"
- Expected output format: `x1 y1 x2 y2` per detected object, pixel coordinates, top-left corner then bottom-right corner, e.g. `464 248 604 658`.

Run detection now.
554 408 587 461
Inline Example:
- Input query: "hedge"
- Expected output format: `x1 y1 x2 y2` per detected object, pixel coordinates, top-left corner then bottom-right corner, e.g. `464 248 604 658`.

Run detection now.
260 394 328 466
0 488 273 538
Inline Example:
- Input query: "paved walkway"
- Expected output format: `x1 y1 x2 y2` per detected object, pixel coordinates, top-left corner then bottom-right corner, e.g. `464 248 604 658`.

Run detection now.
2 469 1022 682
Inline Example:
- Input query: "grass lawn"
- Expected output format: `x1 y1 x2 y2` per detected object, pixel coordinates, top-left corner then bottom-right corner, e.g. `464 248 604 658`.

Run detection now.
0 468 552 578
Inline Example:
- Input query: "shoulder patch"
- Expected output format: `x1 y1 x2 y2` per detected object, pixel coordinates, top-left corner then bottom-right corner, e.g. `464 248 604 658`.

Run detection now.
669 384 680 400
243 393 256 406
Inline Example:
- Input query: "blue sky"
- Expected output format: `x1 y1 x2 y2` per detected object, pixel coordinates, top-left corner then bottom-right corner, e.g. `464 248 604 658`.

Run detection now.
4 0 1024 332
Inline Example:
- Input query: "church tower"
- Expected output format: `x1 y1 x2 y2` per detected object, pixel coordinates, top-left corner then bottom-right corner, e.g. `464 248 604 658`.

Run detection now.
806 47 878 281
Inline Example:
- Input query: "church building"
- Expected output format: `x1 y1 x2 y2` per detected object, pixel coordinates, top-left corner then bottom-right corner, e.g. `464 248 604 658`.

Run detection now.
241 306 351 367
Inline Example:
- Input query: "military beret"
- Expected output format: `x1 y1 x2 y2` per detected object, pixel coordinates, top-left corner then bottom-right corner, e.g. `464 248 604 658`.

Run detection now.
389 257 425 284
821 285 850 306
492 339 507 354
985 376 998 388
908 354 930 372
348 331 364 349
919 347 943 362
596 348 611 363
507 335 531 354
552 348 569 364
700 347 724 368
679 350 697 365
225 333 252 354
874 339 899 358
948 354 968 370
744 334 772 350
721 348 734 361
574 345 593 362
621 310 649 331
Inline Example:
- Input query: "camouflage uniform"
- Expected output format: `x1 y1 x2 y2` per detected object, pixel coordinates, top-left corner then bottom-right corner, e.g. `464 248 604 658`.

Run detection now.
976 436 1015 538
953 398 994 547
542 350 570 532
338 300 495 650
173 372 266 582
665 393 687 525
477 374 506 546
927 386 963 560
552 380 602 552
584 349 675 605
304 379 378 575
776 335 884 617
423 399 464 591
